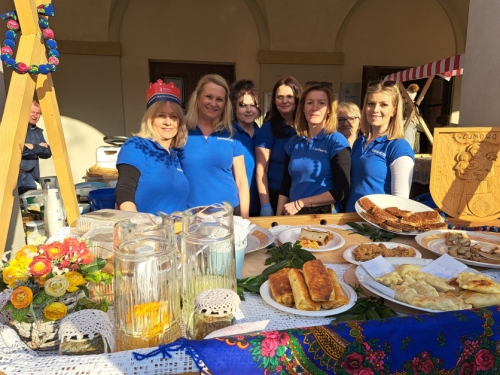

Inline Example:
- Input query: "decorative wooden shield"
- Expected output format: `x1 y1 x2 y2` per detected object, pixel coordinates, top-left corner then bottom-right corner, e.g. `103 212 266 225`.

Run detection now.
430 127 500 220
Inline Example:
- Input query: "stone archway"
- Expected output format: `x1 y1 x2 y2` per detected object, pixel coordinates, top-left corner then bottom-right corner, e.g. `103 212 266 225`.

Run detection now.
334 0 466 54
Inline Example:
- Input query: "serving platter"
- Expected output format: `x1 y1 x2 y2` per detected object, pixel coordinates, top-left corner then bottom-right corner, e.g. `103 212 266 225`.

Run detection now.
355 194 444 236
415 230 500 269
246 226 275 253
278 227 345 252
343 242 422 265
354 258 479 313
259 264 357 317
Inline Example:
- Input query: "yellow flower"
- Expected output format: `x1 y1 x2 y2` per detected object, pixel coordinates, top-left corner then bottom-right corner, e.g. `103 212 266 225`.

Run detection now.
15 245 37 260
44 275 70 297
43 302 67 321
65 271 86 292
2 265 29 288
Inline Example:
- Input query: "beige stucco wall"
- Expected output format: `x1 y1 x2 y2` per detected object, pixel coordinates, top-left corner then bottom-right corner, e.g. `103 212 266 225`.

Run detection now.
460 0 500 127
120 0 261 135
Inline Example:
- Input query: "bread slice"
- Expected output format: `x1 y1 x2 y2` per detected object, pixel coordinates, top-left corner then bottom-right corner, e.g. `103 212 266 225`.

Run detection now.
400 214 422 227
414 210 442 224
360 211 385 225
417 222 448 232
385 219 417 232
385 207 413 218
358 196 376 211
300 228 332 246
370 206 398 221
379 221 403 233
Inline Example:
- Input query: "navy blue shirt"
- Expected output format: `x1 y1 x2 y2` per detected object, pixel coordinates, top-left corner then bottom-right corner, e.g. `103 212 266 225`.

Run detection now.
234 122 260 215
345 135 415 212
255 121 296 190
179 127 244 208
117 137 189 214
285 130 350 201
20 125 52 181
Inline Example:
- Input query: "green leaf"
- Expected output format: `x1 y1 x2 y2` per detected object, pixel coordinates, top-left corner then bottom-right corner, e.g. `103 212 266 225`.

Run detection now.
80 284 90 297
2 301 13 311
0 280 8 292
96 297 109 312
262 259 290 276
12 306 30 323
33 290 56 305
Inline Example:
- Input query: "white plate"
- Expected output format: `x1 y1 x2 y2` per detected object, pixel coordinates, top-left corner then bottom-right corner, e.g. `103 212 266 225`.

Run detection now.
415 230 500 269
343 242 422 265
259 266 357 317
246 226 275 253
278 227 345 252
355 194 444 236
355 257 479 313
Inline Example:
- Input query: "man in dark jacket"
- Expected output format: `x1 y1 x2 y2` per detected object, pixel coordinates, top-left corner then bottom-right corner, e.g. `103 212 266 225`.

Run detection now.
17 101 52 195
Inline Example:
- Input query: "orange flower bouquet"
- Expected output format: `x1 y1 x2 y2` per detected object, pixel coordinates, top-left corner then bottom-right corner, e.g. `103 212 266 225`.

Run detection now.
0 238 112 325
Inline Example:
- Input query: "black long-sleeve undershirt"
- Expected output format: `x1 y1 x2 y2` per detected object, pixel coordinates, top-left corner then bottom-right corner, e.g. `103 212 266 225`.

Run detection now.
115 164 141 206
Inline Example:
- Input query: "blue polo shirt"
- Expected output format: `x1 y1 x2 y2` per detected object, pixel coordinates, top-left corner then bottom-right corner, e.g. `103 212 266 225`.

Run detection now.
345 135 415 212
117 137 189 214
285 130 350 201
255 121 296 189
179 126 244 208
234 121 261 215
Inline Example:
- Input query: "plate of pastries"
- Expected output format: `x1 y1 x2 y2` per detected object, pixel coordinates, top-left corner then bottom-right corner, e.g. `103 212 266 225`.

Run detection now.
260 259 356 316
355 194 447 235
415 230 500 268
355 258 500 312
343 242 421 265
278 227 345 252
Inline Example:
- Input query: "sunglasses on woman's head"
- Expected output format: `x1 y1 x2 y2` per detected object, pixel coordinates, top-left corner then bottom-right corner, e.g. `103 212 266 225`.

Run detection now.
305 81 333 89
367 80 397 88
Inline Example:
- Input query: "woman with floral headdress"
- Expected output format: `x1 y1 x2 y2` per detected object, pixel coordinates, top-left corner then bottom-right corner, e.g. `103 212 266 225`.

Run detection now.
115 80 189 214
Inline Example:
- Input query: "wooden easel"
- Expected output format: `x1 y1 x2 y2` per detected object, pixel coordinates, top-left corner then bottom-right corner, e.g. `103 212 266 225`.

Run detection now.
398 77 434 146
0 0 78 257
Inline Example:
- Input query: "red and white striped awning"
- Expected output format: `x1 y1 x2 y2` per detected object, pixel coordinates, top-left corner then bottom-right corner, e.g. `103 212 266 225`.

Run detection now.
383 54 464 82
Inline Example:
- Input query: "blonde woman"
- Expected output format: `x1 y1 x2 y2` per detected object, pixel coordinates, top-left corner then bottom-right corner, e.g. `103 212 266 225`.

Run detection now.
337 102 361 147
345 81 415 212
116 80 189 214
277 83 351 216
180 74 249 217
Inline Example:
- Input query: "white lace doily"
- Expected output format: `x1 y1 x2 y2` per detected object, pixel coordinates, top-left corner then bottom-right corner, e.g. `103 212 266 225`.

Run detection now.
59 310 115 353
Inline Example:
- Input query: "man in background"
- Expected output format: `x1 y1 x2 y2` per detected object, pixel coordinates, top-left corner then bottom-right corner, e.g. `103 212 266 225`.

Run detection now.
17 101 52 195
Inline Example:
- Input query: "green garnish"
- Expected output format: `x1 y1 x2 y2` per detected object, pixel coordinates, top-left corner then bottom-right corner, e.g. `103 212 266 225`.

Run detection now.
236 241 316 300
347 222 396 242
328 284 398 322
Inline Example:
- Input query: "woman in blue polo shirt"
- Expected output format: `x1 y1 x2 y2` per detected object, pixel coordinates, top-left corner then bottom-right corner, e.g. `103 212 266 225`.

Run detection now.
255 76 302 216
345 81 415 212
180 74 249 217
115 80 189 214
230 79 261 217
277 83 351 215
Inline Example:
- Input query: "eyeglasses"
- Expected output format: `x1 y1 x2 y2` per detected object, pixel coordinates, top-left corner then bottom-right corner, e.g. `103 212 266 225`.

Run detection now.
367 80 397 88
238 103 259 110
338 116 359 124
305 81 333 89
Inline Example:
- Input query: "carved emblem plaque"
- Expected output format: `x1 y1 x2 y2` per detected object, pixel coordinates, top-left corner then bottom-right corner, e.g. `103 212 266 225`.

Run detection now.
430 127 500 220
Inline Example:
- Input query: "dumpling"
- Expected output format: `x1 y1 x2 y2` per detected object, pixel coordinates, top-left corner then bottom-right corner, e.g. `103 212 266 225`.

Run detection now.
376 271 403 286
457 272 500 294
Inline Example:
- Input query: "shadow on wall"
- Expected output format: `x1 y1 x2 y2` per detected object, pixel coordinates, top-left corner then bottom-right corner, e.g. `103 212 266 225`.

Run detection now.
38 116 108 184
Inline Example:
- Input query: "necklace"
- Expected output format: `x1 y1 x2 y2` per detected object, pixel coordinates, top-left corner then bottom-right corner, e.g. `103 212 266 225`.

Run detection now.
1 3 59 75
